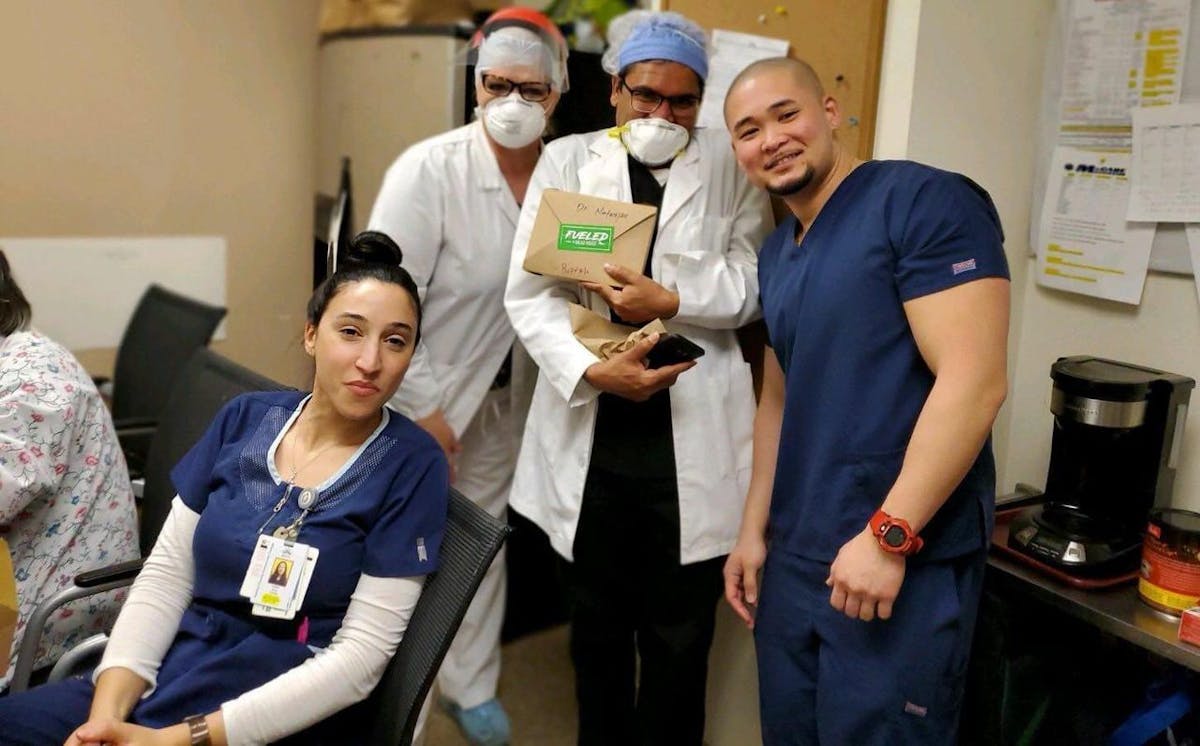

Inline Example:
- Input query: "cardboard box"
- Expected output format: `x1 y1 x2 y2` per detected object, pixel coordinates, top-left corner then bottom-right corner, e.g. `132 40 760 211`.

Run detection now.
1180 606 1200 647
522 189 657 286
0 538 16 679
569 303 666 359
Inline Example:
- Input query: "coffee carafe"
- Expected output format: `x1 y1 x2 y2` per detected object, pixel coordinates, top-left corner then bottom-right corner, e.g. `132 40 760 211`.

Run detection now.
1008 356 1194 577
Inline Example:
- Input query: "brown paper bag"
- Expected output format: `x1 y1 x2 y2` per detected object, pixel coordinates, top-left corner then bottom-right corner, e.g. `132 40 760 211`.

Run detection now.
0 538 16 679
523 190 657 286
569 303 667 360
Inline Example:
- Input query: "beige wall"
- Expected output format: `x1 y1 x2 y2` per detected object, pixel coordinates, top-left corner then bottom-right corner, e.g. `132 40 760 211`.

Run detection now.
0 1 321 386
899 0 1052 489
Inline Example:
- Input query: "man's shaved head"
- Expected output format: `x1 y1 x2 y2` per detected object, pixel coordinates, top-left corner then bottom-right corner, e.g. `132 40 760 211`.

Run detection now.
724 57 824 122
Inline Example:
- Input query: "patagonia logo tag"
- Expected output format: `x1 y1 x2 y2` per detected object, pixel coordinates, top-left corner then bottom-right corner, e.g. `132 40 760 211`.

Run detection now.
557 224 614 253
951 258 977 275
903 701 929 718
417 537 427 562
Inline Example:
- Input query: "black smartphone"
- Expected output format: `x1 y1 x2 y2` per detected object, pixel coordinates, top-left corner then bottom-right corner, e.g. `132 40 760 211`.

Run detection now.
645 333 705 369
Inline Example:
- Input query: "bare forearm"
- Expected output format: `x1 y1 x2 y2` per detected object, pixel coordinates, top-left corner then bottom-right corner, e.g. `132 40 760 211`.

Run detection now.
741 349 785 539
88 667 148 721
882 369 1006 532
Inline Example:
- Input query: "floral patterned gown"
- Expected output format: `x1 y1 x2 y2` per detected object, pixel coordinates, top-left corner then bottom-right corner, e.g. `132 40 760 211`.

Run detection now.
0 330 138 686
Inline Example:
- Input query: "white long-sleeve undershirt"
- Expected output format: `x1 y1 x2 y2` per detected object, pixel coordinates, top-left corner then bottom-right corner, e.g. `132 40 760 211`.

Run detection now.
94 497 424 746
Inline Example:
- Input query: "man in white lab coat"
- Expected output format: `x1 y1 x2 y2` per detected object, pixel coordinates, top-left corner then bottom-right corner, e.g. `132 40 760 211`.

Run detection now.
367 8 568 746
504 12 770 745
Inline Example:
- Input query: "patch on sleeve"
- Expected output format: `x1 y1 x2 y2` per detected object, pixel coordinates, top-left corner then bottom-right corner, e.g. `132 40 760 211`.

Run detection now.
417 537 428 562
951 258 977 276
904 701 929 717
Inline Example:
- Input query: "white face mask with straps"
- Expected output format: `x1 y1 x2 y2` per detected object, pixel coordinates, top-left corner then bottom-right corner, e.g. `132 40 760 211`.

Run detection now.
478 93 547 149
615 117 690 166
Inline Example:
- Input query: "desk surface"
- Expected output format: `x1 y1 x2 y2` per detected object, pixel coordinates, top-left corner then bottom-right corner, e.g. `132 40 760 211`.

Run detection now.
987 552 1200 673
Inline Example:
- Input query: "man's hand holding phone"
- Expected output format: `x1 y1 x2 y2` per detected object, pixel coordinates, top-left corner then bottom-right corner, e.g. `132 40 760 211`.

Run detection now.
645 332 705 369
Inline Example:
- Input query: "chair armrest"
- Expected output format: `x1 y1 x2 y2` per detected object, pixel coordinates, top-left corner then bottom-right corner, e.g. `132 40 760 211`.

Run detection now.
9 560 142 692
75 559 145 588
113 419 158 439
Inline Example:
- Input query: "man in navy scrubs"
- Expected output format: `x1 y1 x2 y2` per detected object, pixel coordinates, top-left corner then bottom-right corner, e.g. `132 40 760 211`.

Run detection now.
721 57 1011 745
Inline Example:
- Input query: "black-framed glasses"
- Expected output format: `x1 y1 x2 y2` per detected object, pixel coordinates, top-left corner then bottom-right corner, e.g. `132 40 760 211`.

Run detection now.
620 79 702 115
481 74 552 103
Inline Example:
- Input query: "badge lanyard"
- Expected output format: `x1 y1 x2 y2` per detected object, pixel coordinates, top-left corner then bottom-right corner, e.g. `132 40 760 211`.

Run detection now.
256 484 318 541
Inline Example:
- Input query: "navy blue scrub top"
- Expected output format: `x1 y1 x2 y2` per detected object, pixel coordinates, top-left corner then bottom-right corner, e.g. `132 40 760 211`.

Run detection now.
757 160 1009 563
172 391 449 646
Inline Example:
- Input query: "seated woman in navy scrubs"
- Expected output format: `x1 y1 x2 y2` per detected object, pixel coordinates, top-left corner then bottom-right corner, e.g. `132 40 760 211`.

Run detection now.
0 233 449 746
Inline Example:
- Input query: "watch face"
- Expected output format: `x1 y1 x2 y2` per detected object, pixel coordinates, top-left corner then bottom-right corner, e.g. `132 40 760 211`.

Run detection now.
883 524 908 548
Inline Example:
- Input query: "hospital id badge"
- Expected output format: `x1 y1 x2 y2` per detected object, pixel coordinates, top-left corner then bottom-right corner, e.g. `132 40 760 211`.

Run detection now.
244 536 316 617
251 542 319 620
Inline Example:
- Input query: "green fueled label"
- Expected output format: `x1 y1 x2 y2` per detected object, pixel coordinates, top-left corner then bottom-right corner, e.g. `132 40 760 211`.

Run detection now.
557 224 614 253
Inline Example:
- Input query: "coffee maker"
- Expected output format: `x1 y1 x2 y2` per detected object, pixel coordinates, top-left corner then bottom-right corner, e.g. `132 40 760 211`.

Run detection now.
1008 356 1194 577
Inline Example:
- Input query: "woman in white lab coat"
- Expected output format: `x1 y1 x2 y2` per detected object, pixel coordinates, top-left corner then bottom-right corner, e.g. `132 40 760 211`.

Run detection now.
366 8 568 746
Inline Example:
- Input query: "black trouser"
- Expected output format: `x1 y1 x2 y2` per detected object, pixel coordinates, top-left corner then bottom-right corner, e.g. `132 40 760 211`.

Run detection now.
562 465 725 746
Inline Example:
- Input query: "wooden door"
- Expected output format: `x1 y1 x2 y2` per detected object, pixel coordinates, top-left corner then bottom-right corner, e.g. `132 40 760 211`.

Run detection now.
662 0 888 159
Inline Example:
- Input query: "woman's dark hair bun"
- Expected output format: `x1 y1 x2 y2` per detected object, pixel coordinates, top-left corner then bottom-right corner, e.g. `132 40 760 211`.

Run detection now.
344 230 404 267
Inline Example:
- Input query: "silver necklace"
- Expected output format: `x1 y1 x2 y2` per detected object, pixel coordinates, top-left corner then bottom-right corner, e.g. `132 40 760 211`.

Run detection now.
265 429 339 541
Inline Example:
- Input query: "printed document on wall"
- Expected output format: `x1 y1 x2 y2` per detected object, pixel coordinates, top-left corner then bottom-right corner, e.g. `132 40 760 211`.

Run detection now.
1058 0 1190 149
696 30 789 131
1128 103 1200 222
1036 146 1155 304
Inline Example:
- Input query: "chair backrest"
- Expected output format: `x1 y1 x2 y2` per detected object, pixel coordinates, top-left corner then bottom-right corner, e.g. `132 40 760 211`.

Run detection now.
111 284 227 424
366 488 511 746
138 348 291 554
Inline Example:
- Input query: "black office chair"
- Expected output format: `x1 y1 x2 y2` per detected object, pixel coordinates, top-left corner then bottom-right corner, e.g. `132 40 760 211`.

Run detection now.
10 348 288 690
135 347 289 553
366 488 511 746
107 284 227 477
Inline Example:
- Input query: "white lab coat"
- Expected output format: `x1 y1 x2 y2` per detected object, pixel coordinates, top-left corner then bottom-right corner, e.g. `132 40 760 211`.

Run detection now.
368 121 518 436
504 127 771 564
369 120 521 710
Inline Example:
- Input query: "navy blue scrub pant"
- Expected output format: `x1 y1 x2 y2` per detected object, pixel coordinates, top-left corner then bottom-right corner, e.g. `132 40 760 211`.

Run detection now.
754 547 987 746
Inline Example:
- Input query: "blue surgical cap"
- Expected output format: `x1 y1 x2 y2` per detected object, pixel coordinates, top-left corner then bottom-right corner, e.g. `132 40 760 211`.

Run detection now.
616 13 708 82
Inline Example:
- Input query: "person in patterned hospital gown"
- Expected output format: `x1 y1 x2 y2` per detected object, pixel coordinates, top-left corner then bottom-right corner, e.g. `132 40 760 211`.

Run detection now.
0 248 138 689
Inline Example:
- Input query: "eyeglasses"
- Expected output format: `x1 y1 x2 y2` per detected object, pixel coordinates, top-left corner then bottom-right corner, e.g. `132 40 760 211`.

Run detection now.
620 80 702 115
480 74 552 103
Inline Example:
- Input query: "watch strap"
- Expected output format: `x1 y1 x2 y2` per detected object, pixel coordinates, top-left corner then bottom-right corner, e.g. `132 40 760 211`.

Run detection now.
184 714 211 746
869 509 924 556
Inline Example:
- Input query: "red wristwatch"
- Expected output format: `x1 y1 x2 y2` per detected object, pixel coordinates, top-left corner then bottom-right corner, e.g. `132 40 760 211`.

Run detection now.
869 510 924 556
